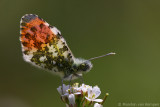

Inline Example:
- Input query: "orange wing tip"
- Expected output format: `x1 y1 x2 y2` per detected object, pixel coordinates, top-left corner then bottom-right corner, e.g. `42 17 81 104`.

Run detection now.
20 14 60 51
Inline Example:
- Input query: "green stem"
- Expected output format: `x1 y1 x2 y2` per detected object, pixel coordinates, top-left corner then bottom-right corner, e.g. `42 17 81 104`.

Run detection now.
101 93 109 105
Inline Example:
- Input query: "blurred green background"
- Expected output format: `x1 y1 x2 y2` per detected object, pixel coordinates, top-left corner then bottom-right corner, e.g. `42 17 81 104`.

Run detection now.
0 0 160 107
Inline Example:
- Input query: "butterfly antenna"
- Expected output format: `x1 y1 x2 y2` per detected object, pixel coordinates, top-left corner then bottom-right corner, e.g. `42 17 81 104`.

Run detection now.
87 52 116 61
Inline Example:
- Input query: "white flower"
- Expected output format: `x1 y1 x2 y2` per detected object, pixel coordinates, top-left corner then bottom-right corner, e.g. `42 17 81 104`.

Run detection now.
79 84 91 93
57 84 69 96
57 83 108 106
72 83 79 89
64 83 81 95
85 86 103 102
70 83 81 94
94 103 103 107
68 94 75 106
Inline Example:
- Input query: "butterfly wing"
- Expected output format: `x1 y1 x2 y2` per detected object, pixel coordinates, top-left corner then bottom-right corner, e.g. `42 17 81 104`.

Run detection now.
20 14 74 76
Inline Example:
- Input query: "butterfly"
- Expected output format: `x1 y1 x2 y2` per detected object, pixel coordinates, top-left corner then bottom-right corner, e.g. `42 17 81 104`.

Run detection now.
20 14 115 82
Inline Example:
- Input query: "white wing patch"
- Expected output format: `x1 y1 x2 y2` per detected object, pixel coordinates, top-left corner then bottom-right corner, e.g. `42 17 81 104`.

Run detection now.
39 56 46 62
57 40 64 48
63 51 68 58
22 43 37 62
44 22 50 26
51 27 61 35
23 54 33 62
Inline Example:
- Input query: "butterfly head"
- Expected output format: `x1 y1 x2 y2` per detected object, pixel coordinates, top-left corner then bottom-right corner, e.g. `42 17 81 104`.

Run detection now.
73 58 93 74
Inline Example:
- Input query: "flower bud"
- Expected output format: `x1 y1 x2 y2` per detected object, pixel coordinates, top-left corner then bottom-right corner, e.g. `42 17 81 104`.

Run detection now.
68 94 75 106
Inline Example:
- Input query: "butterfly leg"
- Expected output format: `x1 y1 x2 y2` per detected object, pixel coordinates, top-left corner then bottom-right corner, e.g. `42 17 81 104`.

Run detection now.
74 74 84 84
69 75 73 88
80 76 84 84
61 78 64 95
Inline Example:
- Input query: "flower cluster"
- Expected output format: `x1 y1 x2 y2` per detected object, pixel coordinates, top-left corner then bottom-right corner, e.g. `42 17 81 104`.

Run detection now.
57 83 109 107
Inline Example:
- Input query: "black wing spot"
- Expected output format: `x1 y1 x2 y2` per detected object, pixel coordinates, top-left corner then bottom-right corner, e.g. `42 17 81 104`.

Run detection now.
22 42 28 46
25 33 31 39
21 22 26 26
67 53 72 59
57 33 62 38
63 46 68 51
39 23 44 29
23 50 29 55
38 16 44 21
31 27 37 32
49 25 53 28
20 28 25 30
62 42 65 45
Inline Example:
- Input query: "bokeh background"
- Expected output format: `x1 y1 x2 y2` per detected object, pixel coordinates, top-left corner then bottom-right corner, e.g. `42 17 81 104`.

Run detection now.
0 0 160 107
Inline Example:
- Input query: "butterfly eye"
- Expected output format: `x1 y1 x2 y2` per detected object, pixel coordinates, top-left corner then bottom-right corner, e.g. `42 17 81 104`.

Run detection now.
79 63 89 71
81 63 85 66
73 65 77 69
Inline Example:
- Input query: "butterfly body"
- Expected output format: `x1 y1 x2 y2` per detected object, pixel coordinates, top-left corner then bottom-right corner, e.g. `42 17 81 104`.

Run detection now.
20 14 92 80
